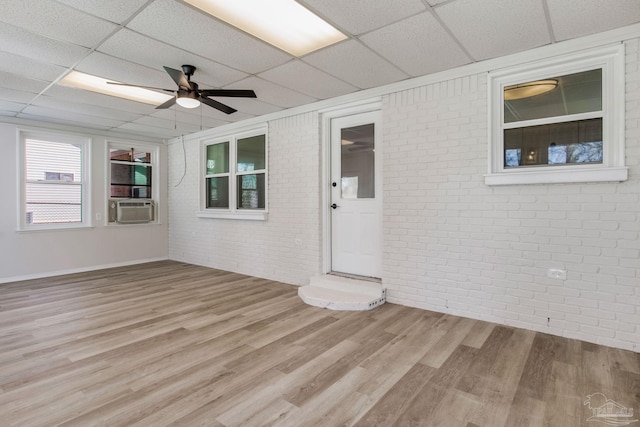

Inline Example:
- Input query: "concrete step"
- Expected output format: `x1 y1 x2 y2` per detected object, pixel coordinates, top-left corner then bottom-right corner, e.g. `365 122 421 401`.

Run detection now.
299 274 386 311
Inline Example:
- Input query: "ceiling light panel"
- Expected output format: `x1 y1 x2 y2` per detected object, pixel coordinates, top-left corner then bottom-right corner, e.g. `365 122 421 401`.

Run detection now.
183 0 347 56
59 71 173 105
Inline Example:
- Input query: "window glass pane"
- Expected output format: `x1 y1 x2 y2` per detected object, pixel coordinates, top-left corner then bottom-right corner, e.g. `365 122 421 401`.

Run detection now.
504 69 602 123
110 163 152 198
25 183 81 224
25 139 83 224
237 135 265 172
110 148 151 163
206 176 229 208
341 123 375 199
504 118 602 168
237 173 265 209
206 142 229 175
26 140 82 182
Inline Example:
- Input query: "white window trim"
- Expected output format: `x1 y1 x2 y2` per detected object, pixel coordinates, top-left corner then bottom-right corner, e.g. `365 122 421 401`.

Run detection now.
106 140 160 226
197 125 268 221
17 129 92 231
485 44 627 186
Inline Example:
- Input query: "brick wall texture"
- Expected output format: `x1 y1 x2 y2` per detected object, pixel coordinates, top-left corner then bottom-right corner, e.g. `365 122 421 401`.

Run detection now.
169 37 639 352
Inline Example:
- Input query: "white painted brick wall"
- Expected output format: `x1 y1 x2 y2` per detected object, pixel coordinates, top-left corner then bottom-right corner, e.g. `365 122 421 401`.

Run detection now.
168 36 639 352
383 37 640 352
168 112 321 285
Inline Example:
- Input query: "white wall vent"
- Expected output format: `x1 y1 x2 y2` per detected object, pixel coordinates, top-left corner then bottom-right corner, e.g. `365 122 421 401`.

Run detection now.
114 199 154 224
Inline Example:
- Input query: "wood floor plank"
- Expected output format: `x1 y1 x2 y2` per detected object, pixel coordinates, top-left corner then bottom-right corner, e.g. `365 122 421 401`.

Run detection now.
0 260 637 427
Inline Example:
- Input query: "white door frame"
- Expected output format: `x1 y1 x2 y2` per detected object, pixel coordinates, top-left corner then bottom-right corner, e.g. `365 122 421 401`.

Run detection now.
319 98 382 274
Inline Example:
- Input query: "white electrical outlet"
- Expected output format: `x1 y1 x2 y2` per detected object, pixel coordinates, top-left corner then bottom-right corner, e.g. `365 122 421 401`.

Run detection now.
547 269 567 280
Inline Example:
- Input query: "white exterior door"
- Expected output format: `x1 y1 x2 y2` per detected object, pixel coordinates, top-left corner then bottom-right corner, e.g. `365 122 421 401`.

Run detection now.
330 111 382 278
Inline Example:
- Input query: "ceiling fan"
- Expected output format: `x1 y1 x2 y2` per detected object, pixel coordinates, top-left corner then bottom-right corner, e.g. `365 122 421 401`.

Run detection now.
107 64 256 114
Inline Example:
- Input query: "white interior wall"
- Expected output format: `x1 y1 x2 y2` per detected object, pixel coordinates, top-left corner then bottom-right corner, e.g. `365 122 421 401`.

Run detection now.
168 32 639 352
0 122 169 281
168 113 322 285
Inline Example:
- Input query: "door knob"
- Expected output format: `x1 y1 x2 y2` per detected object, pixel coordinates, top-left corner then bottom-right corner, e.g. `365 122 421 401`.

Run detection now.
331 203 338 209
332 182 337 187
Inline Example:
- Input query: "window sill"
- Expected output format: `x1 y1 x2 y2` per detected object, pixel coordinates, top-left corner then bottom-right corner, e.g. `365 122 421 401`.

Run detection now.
484 166 628 186
196 210 268 221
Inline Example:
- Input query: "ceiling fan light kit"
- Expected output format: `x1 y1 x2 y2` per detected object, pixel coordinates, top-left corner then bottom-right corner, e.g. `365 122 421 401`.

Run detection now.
176 88 201 109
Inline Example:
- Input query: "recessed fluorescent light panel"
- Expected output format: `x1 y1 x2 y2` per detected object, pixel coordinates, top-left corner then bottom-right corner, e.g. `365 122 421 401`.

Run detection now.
184 0 347 56
59 71 173 105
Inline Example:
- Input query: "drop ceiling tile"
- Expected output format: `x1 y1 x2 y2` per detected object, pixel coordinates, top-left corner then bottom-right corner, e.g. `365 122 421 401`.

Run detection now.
0 71 50 94
0 22 89 67
435 0 550 61
259 61 357 99
150 110 230 129
44 85 160 115
117 122 183 138
97 29 248 88
216 98 283 117
126 0 292 74
547 0 640 41
304 39 409 89
360 12 471 77
134 115 198 130
225 77 317 109
0 0 117 48
75 52 174 89
132 116 203 134
301 0 426 35
20 105 126 128
198 108 254 123
0 52 67 83
152 103 259 125
54 0 149 24
32 96 144 122
0 100 25 113
0 87 39 104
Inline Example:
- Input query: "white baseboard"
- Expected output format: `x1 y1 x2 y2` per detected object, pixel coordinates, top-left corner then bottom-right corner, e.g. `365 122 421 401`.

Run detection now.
0 256 169 284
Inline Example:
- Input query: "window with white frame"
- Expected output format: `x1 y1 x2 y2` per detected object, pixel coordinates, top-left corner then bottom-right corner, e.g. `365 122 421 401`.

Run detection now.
486 44 627 185
199 127 267 220
107 141 159 224
18 130 91 230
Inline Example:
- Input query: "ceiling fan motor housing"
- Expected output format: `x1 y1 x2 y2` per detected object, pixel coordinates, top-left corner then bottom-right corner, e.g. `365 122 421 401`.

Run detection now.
181 64 196 78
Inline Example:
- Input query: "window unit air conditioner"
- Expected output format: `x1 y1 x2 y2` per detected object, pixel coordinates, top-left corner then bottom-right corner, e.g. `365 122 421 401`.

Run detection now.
115 199 154 224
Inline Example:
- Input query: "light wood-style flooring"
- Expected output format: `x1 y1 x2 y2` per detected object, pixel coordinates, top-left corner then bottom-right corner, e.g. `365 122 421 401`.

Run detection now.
0 261 638 426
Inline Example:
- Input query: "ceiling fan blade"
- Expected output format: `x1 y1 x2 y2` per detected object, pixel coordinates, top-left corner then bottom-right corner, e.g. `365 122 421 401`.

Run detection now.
163 66 192 90
106 81 175 93
201 97 237 114
200 89 257 98
155 97 176 109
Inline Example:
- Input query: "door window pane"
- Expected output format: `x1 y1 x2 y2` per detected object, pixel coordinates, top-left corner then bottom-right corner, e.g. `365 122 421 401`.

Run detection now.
206 177 229 208
206 142 229 175
237 174 265 209
237 135 265 171
340 123 374 199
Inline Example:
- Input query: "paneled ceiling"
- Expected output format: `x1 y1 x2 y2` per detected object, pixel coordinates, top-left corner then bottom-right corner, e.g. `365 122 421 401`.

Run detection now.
0 0 638 139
